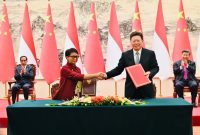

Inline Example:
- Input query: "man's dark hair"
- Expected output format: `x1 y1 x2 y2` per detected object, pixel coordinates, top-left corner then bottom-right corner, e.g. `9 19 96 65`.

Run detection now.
130 31 143 41
182 50 190 55
20 56 28 61
65 48 78 57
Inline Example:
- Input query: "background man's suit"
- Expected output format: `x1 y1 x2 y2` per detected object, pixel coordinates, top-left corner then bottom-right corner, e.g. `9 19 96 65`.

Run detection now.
173 60 198 103
12 64 34 103
106 48 159 99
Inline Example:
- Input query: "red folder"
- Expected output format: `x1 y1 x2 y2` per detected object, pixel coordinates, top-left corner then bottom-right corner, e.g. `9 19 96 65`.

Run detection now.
126 64 151 88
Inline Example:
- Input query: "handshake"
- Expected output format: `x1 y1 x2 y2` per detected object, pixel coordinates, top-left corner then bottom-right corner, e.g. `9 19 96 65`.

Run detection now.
94 72 107 80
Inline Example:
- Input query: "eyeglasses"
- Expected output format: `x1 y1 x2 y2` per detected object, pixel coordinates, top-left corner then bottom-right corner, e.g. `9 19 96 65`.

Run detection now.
20 60 27 62
69 55 79 59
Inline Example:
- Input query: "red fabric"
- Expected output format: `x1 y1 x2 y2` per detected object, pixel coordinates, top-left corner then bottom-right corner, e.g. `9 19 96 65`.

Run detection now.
67 2 81 56
0 2 15 83
53 63 84 100
172 0 193 62
39 3 60 84
21 2 37 62
84 3 105 74
109 1 123 51
131 0 145 48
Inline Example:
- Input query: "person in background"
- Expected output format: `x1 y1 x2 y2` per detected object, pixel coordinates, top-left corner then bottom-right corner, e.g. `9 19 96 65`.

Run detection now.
173 50 198 107
12 56 34 103
53 48 104 100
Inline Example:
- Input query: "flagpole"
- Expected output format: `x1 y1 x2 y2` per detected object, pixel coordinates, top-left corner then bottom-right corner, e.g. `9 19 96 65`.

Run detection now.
115 81 117 97
48 84 51 98
3 82 8 98
159 79 162 97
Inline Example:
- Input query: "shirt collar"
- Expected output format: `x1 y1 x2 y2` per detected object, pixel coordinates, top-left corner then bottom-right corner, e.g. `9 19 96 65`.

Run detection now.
133 48 142 55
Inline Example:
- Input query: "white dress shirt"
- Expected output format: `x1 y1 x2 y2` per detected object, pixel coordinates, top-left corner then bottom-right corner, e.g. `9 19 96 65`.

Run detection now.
133 49 142 64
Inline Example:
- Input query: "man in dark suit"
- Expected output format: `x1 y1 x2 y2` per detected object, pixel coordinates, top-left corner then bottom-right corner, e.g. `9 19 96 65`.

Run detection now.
12 56 34 103
173 50 198 107
103 31 159 99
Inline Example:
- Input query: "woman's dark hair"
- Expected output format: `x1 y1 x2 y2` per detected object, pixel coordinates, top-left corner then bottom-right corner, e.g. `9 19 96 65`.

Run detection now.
65 48 78 57
130 31 143 40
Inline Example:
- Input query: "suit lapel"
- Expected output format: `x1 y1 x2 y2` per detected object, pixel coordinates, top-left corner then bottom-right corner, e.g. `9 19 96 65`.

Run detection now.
177 60 181 66
127 49 135 65
139 48 145 65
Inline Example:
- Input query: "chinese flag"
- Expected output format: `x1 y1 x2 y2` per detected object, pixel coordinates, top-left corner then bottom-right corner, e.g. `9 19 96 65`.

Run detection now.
62 2 83 73
84 3 105 74
39 2 60 84
172 0 193 62
132 0 145 47
0 1 15 83
18 1 37 67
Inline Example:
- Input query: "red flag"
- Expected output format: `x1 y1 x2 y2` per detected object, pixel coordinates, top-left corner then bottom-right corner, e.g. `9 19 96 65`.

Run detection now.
18 1 37 66
39 2 60 84
152 0 171 80
0 1 15 83
132 0 145 47
106 1 125 80
172 0 193 62
62 2 83 73
84 3 105 74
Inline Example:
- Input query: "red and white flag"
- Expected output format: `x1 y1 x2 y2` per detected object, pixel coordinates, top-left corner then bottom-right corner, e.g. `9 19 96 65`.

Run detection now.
172 0 193 62
18 1 37 67
39 2 60 84
84 3 105 74
0 1 15 83
62 2 83 72
132 0 145 47
152 0 171 80
106 1 125 80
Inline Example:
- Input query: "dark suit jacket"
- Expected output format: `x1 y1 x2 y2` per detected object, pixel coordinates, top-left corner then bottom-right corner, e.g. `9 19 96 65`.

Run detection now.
173 60 197 82
106 48 159 99
14 64 34 85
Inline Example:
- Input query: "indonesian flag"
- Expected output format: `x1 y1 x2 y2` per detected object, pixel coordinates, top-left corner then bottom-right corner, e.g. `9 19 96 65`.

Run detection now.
39 2 60 84
106 1 125 80
196 34 200 68
152 0 171 80
18 1 37 67
0 1 15 83
62 2 83 72
172 0 193 62
132 0 145 48
84 3 105 74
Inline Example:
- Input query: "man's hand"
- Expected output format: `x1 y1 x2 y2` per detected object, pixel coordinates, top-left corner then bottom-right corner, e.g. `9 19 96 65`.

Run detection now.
144 71 150 78
183 59 188 64
21 67 26 75
20 70 23 76
96 72 106 80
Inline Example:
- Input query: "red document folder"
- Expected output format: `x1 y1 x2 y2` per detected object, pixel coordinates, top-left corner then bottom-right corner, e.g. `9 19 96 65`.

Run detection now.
126 64 151 88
